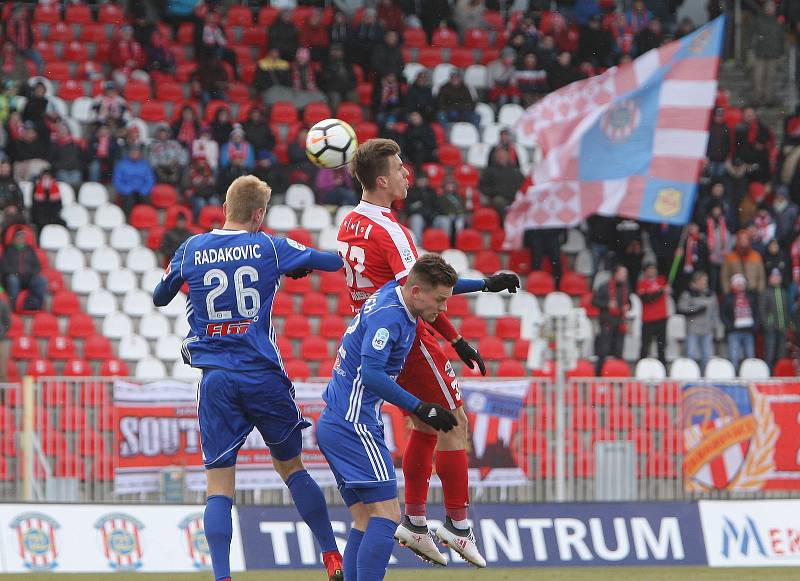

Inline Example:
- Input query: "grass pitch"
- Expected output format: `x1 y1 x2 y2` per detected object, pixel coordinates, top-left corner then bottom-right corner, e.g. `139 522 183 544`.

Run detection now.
3 568 799 580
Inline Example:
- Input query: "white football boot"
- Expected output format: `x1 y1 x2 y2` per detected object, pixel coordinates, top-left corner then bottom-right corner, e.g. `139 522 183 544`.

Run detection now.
435 517 487 568
394 517 447 566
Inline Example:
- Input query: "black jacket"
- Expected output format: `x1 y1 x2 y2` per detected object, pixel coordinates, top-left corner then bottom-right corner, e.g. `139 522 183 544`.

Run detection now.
2 243 41 278
721 290 760 332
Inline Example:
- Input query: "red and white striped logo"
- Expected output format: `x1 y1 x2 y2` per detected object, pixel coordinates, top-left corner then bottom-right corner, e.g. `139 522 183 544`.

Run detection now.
179 514 212 569
11 513 60 570
94 513 145 570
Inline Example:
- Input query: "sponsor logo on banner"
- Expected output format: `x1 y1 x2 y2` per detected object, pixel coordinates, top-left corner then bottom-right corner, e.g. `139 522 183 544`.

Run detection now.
95 513 145 570
10 512 60 570
178 514 211 570
699 500 800 566
238 503 706 569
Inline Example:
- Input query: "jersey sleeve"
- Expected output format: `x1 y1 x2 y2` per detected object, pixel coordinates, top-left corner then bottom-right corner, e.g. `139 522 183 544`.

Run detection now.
360 314 405 367
270 235 343 275
153 238 190 306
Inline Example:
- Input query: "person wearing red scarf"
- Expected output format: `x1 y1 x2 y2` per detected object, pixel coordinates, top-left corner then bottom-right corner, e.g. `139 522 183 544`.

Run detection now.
637 260 670 364
592 265 631 375
674 222 709 297
31 168 65 231
721 274 759 371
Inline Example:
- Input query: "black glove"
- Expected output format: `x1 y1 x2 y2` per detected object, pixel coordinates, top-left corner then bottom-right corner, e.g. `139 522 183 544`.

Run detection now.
286 268 312 279
453 337 486 375
414 402 458 432
483 273 520 293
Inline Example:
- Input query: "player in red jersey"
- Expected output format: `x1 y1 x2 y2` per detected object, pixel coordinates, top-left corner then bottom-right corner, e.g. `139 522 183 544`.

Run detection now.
338 139 519 567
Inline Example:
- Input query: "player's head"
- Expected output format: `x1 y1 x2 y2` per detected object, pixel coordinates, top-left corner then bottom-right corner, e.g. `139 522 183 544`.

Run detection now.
223 175 272 232
404 254 458 323
350 138 409 203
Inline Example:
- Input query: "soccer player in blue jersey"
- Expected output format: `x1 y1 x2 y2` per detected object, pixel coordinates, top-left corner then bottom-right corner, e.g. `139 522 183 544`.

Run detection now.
316 254 462 580
153 176 346 581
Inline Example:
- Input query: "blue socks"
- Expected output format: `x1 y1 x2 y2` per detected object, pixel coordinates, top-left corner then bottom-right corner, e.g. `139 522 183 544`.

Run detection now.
286 469 338 553
343 528 364 581
204 495 233 581
357 517 396 581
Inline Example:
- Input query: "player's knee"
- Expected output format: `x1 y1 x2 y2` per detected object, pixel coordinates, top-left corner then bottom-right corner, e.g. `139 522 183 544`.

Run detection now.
367 499 401 523
272 455 305 482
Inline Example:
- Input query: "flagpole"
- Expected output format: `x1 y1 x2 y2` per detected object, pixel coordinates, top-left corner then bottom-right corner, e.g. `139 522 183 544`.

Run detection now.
668 226 689 285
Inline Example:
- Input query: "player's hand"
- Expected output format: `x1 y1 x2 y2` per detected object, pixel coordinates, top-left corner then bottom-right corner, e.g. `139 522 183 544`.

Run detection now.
453 338 486 375
414 402 458 432
483 273 520 293
286 268 312 279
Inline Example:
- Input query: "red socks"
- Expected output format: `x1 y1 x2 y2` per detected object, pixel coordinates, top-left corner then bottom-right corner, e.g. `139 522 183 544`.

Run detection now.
402 430 437 516
435 449 470 522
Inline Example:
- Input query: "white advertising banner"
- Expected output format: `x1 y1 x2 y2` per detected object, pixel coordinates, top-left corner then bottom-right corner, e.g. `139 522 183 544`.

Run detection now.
0 504 245 573
699 500 800 567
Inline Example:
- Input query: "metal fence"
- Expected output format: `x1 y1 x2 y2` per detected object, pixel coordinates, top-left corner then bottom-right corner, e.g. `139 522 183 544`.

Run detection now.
1 376 797 506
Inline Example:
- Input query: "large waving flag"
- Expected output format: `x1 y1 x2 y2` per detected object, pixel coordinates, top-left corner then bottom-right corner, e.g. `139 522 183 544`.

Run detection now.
504 16 725 248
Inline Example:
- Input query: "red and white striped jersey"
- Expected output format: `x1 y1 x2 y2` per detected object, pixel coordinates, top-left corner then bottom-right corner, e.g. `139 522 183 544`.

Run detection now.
337 201 418 311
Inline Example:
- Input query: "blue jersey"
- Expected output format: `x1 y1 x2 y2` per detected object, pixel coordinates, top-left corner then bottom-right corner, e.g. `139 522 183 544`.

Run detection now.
323 280 418 426
153 228 342 372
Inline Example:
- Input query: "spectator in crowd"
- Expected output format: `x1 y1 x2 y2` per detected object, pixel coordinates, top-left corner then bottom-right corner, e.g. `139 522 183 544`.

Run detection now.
610 11 635 58
159 213 193 266
403 111 438 168
721 229 766 293
2 229 46 311
674 222 709 297
196 8 237 75
488 129 520 168
329 10 351 47
791 232 800 290
436 70 480 128
751 1 785 106
626 0 653 34
698 181 737 232
186 159 220 220
111 25 146 86
437 177 468 239
301 9 331 63
749 206 776 254
112 144 156 216
648 222 683 277
586 215 618 280
548 50 584 90
404 173 441 241
679 271 719 371
50 123 84 188
377 0 405 32
286 128 318 186
30 168 64 231
676 16 696 38
242 108 275 155
251 149 288 194
145 29 176 75
578 14 616 69
616 219 644 285
0 42 29 86
286 48 327 109
722 273 759 371
3 5 43 75
91 82 128 127
405 69 437 122
772 186 799 246
172 105 201 150
761 268 791 370
511 13 541 50
371 30 405 82
8 121 49 182
479 148 525 217
637 259 670 365
195 54 229 104
735 107 774 183
373 73 404 126
634 17 663 56
220 125 254 172
488 48 521 106
315 167 357 206
22 82 49 130
536 35 559 69
525 227 566 289
574 0 601 25
148 124 188 186
593 265 631 375
454 0 486 32
191 125 219 172
268 9 300 61
419 0 454 42
348 8 385 74
210 107 234 147
0 296 9 381
87 124 121 183
706 107 731 178
514 52 549 106
319 44 358 112
0 158 24 215
761 238 791 287
254 48 292 98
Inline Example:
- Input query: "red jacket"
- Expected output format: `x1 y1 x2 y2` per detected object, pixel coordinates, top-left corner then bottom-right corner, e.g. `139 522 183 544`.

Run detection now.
637 275 668 322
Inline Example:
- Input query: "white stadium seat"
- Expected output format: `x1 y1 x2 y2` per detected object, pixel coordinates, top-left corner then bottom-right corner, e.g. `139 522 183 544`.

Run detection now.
267 204 298 230
102 312 134 340
514 144 531 172
77 182 109 208
57 182 75 206
64 117 81 139
94 204 126 230
635 358 667 380
301 205 332 231
54 246 86 273
90 247 122 274
449 122 480 149
61 204 90 230
543 291 573 316
403 63 425 84
432 63 456 95
475 102 495 128
562 229 586 254
574 249 593 276
27 76 54 96
475 293 505 318
467 143 491 169
509 291 541 340
70 268 101 295
172 361 201 381
739 358 770 380
126 247 157 273
704 357 736 380
70 96 94 123
498 103 525 126
39 224 70 250
107 268 138 295
158 292 186 318
86 289 117 317
667 314 687 341
670 357 701 380
48 96 68 118
75 224 105 251
440 249 469 274
481 123 506 147
135 357 166 379
109 224 141 250
317 226 339 251
174 316 190 337
334 205 355 225
20 181 33 208
119 334 150 362
122 289 153 317
127 118 151 144
622 334 642 362
140 268 163 293
140 312 170 340
465 65 489 92
155 335 183 362
285 184 315 209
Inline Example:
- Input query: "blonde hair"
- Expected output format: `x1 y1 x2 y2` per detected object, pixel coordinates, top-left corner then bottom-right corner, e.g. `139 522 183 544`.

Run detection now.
349 138 400 191
224 175 271 223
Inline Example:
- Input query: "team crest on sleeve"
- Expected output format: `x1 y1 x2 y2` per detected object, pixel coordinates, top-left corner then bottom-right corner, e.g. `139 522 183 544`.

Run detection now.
178 513 212 570
286 238 306 251
10 512 60 570
372 328 390 350
95 513 145 570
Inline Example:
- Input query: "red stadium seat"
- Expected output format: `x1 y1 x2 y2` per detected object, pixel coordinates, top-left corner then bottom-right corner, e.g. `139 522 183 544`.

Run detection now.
32 312 59 338
66 313 96 338
139 101 167 123
421 163 445 189
150 183 178 209
437 144 462 166
316 358 335 379
304 102 333 126
403 28 427 48
336 291 355 316
99 358 129 377
495 316 521 339
47 336 76 360
417 47 444 67
449 48 476 67
79 22 107 43
130 204 159 229
464 28 489 49
356 83 373 107
34 4 62 25
460 316 487 341
276 335 295 359
282 273 312 295
52 290 81 315
63 41 88 63
28 358 56 378
84 335 113 361
474 250 501 274
63 359 92 377
7 314 23 339
422 228 450 252
242 26 267 47
600 358 631 378
317 270 346 295
34 41 57 63
525 271 555 296
286 228 314 248
165 205 193 228
123 81 151 102
198 205 226 230
11 336 40 360
454 164 480 189
455 228 483 252
258 6 280 26
302 292 329 317
43 61 72 83
146 226 166 251
473 207 500 232
301 336 329 361
479 337 506 361
58 79 85 100
272 293 295 317
319 316 346 339
336 102 363 126
445 294 469 317
98 3 124 24
497 359 526 377
156 82 184 102
773 358 797 377
580 293 599 317
284 359 311 379
283 315 311 339
226 5 253 26
431 28 459 48
270 101 298 124
560 272 589 296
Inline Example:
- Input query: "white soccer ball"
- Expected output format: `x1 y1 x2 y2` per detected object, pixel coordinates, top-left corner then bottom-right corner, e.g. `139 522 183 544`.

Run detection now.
305 118 358 169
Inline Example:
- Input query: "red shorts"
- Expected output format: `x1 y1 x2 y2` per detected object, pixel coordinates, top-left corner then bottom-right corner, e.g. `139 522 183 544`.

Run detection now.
397 320 462 411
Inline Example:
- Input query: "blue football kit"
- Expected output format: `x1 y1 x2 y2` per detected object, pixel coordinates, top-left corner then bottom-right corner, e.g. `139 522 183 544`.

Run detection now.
153 228 343 468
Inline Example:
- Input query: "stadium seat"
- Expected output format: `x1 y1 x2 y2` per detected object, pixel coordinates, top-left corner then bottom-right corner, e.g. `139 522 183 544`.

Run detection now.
99 358 129 377
83 334 114 363
496 359 526 377
441 249 469 273
284 359 311 379
139 312 170 340
301 336 329 361
455 228 483 252
28 358 56 378
64 40 88 62
272 293 295 317
172 361 202 381
62 204 90 229
47 336 76 360
95 204 127 231
275 335 295 359
479 337 506 361
432 27 459 48
634 358 666 380
739 358 770 379
302 292 329 317
464 28 490 49
526 271 555 296
267 205 298 230
422 228 450 252
601 358 631 377
102 312 134 340
107 268 137 295
498 103 525 126
51 290 81 316
319 316 346 339
474 294 505 318
473 250 501 274
301 205 332 231
63 359 92 378
437 144 462 166
32 312 59 338
109 225 141 252
285 184 315 209
704 357 736 379
123 289 153 317
559 272 589 297
317 270 346 294
11 336 40 360
54 246 86 273
77 182 109 208
773 358 797 377
75 224 105 251
270 102 298 124
126 247 158 273
282 271 313 295
155 335 183 362
445 294 469 317
39 224 70 250
460 316 487 341
130 204 159 229
473 207 500 232
336 102 363 125
449 47 476 68
150 183 178 209
418 47 444 68
449 122 480 149
283 315 311 339
198 205 226 230
120 335 151 362
98 2 124 23
86 289 117 317
70 268 102 295
165 205 193 228
146 226 166 251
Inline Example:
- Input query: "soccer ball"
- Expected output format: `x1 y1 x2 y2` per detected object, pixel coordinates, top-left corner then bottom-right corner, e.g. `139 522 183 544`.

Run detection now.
305 118 358 169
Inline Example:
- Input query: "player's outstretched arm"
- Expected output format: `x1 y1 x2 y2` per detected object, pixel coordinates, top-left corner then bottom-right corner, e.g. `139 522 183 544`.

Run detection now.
452 273 520 295
271 236 343 276
152 241 189 307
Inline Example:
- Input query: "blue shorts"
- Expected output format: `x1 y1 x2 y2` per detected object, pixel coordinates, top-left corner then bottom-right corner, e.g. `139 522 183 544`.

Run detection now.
316 408 397 506
198 368 310 469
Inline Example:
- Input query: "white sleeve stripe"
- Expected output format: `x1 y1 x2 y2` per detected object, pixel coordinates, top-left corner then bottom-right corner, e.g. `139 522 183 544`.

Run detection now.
394 269 410 281
367 212 417 271
179 234 202 278
265 234 279 271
